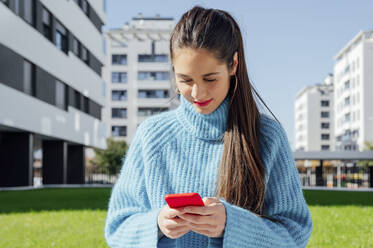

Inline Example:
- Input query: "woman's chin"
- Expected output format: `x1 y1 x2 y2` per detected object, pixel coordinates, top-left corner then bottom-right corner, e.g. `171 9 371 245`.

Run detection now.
194 106 214 115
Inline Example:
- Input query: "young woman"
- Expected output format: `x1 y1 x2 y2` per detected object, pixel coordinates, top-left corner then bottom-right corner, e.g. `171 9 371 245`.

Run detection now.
105 6 313 248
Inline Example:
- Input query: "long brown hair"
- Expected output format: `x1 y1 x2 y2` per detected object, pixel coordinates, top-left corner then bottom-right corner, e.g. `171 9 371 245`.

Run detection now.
169 6 279 215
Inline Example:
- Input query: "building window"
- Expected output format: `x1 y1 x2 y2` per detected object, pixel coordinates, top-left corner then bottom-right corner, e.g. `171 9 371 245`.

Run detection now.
138 90 169 99
83 96 89 113
1 0 10 7
321 100 329 107
321 145 330 151
321 122 329 129
344 80 350 90
112 126 127 137
344 65 350 75
321 134 330 140
81 0 89 15
55 21 68 54
72 37 80 56
75 90 81 109
344 96 350 106
75 0 89 15
321 111 329 118
42 7 52 41
112 54 127 65
23 0 34 25
112 108 127 119
11 0 19 14
138 71 169 81
81 46 88 64
83 96 89 114
345 113 351 122
112 90 127 101
138 54 168 63
112 72 127 83
352 129 359 139
23 60 35 96
138 107 168 117
55 80 66 110
343 130 351 141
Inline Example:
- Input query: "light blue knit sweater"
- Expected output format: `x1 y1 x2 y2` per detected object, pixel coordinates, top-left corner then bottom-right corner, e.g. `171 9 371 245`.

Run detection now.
104 94 313 247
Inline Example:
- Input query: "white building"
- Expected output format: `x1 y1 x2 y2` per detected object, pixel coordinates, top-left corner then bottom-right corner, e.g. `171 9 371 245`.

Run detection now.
103 15 179 144
294 74 334 151
0 0 106 186
333 30 373 151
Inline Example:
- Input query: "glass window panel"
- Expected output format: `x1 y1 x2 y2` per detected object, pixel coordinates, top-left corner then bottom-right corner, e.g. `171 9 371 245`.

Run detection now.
23 0 34 25
42 8 50 25
23 60 33 95
112 126 127 137
81 46 88 62
56 80 66 109
72 37 79 55
81 0 88 14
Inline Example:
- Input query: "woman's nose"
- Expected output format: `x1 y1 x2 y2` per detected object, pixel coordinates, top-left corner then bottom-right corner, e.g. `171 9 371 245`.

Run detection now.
191 83 207 99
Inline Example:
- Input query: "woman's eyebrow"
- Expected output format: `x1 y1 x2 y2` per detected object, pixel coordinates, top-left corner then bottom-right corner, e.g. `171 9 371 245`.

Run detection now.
176 72 220 77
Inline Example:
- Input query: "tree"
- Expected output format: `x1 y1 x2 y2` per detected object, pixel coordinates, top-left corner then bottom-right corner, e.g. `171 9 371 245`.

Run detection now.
365 141 373 166
91 138 128 175
365 141 373 150
358 141 373 167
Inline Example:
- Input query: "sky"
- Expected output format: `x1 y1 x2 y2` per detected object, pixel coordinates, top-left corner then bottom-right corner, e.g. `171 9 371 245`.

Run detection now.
104 0 373 148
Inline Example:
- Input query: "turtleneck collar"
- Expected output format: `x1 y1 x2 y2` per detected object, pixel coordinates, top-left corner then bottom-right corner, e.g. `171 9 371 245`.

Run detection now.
176 94 230 141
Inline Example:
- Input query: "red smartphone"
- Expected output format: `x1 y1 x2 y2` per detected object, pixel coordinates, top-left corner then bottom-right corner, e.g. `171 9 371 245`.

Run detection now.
164 192 204 208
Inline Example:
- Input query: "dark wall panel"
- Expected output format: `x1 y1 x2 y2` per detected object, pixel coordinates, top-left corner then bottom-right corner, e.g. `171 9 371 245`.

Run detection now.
35 67 55 106
89 53 102 76
67 145 85 184
42 140 67 184
0 43 23 91
0 132 33 187
88 5 103 33
89 100 101 120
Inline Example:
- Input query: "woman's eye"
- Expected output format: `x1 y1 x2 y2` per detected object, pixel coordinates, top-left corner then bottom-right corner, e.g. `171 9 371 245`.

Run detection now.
179 79 216 83
180 80 192 83
204 79 216 82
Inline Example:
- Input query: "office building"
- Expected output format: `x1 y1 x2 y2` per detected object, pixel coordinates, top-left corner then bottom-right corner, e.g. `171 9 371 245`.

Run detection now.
0 0 106 186
333 30 373 151
295 74 334 151
103 15 178 144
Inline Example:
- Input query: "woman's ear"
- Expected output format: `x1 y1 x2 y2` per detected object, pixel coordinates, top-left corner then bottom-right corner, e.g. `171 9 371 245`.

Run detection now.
230 51 238 75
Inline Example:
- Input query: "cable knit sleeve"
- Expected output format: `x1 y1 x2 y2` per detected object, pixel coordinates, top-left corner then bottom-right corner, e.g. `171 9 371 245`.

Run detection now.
104 124 162 248
208 118 313 248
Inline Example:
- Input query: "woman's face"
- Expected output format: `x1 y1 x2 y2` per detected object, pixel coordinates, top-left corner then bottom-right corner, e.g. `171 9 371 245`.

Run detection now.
172 47 238 115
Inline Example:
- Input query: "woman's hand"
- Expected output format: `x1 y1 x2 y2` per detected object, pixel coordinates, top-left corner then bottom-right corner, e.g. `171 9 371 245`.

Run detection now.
157 204 191 239
178 197 226 238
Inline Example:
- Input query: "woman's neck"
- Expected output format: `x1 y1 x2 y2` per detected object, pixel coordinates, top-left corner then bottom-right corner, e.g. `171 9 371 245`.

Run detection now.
176 94 230 141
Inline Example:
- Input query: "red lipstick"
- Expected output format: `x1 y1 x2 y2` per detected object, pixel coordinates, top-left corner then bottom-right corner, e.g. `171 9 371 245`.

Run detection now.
194 98 213 107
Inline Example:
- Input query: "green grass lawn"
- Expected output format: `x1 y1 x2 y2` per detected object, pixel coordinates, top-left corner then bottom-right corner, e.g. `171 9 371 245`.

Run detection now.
0 188 372 247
